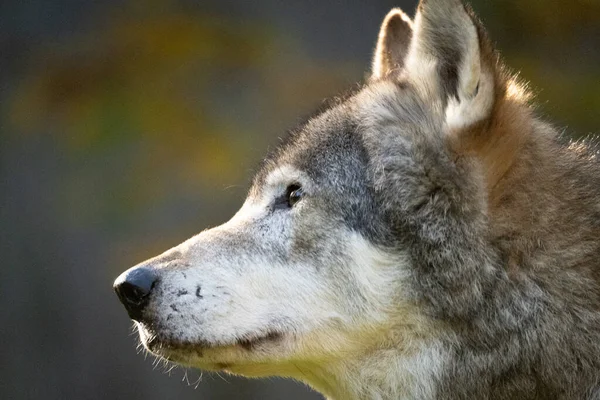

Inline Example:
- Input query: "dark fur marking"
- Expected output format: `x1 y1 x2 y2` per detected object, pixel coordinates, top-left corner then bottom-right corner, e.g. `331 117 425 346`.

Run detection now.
237 331 282 351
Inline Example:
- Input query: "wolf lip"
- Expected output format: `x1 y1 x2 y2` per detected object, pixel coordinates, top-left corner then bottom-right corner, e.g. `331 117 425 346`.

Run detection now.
236 331 283 351
143 329 283 355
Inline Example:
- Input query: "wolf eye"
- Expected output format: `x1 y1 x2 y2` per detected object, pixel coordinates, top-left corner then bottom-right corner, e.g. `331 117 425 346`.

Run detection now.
273 184 304 210
286 184 304 207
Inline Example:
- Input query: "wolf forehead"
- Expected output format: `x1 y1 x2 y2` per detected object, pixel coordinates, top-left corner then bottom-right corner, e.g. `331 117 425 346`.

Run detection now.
253 81 432 192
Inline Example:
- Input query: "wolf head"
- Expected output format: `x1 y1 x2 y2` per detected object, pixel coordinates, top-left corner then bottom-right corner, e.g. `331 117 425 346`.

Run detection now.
115 0 530 388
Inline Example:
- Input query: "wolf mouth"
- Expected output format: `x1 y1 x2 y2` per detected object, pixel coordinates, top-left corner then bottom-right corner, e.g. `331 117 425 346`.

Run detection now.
236 330 283 351
142 327 284 357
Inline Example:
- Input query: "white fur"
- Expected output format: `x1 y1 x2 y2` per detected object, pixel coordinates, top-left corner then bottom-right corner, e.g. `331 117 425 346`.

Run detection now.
315 340 448 400
445 69 494 130
445 22 494 131
133 202 443 399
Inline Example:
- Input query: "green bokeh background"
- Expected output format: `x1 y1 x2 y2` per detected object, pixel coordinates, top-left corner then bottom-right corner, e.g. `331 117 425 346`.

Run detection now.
1 0 598 399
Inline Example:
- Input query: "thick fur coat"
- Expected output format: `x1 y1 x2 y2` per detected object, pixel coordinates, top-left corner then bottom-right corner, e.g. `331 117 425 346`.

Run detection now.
114 0 600 398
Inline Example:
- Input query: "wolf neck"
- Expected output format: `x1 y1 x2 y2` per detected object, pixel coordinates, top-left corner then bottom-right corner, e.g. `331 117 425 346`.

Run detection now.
296 341 446 400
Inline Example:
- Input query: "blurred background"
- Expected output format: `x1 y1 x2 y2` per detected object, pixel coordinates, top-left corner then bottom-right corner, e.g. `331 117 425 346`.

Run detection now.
1 0 598 399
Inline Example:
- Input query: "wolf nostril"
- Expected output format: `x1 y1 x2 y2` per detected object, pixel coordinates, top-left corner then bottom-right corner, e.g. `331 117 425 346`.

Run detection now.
113 267 158 321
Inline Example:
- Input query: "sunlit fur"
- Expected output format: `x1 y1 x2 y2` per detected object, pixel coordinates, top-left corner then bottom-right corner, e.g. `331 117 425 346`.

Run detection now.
114 0 600 398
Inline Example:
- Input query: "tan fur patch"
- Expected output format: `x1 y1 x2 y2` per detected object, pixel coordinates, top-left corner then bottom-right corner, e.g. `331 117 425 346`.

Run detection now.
450 81 533 198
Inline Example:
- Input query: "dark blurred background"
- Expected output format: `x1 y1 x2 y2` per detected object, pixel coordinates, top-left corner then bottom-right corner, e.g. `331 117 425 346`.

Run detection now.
1 0 598 399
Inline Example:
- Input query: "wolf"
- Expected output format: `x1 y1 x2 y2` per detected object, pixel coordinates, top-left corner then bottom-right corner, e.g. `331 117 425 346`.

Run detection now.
113 0 600 398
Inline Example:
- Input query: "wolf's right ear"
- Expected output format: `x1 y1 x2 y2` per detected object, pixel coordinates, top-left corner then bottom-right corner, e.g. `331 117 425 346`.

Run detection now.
371 9 413 80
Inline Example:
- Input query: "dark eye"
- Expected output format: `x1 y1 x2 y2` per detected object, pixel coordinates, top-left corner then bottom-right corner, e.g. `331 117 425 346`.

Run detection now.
286 184 304 207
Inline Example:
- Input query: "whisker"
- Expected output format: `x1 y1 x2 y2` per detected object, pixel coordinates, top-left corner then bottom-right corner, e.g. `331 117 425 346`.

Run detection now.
193 371 203 389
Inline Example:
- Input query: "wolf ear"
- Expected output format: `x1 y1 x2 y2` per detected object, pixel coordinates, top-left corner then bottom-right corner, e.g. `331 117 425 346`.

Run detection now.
406 0 496 129
371 8 413 80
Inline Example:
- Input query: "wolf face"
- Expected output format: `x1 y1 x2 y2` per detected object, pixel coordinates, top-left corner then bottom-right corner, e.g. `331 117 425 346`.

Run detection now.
114 0 506 386
115 1 600 399
114 90 429 377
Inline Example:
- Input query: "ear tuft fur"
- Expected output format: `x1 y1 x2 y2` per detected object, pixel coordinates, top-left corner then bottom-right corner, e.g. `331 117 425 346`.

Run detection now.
371 8 413 80
405 0 497 130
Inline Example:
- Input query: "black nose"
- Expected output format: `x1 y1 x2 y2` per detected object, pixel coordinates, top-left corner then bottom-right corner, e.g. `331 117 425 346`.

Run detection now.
113 267 158 321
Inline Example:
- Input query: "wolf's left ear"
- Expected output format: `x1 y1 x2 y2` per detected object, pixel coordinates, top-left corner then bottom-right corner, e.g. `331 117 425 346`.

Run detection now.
406 0 497 130
371 8 413 80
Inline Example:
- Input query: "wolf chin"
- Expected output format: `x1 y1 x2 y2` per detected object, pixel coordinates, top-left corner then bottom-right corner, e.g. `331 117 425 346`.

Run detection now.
114 0 600 398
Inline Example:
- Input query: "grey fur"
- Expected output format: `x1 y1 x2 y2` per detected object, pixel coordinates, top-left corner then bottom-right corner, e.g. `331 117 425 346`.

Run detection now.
114 0 600 398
